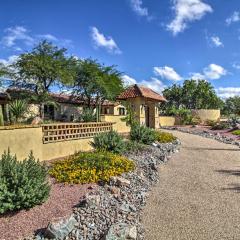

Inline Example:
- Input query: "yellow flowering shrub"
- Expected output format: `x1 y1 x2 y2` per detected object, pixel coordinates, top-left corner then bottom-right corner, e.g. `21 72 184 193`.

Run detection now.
49 151 135 184
154 131 177 143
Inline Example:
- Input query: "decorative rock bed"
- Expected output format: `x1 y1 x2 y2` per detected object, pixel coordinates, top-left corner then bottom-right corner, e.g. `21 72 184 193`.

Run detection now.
33 140 180 240
164 126 240 148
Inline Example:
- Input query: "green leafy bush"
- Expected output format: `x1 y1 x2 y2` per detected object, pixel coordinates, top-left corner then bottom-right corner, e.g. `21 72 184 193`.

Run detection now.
206 120 217 127
49 151 135 184
91 130 125 154
0 150 50 214
124 140 147 152
80 108 96 122
154 131 177 143
130 124 156 144
211 122 230 130
232 129 240 135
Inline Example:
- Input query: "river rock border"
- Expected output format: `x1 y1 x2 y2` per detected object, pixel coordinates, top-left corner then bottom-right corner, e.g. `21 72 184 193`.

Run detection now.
34 140 181 240
164 126 240 148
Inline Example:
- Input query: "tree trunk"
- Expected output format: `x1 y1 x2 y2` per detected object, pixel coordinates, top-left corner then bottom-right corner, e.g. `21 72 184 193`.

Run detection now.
0 105 4 126
3 103 10 125
40 103 45 120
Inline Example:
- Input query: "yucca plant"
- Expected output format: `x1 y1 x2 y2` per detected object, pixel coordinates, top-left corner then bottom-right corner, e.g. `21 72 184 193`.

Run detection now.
9 99 28 123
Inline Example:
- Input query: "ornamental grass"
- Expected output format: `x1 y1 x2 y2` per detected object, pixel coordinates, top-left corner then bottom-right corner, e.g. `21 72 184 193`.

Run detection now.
49 151 135 184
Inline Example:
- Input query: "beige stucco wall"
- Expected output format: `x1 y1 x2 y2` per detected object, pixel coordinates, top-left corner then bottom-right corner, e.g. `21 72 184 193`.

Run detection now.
42 138 93 161
191 109 220 122
0 126 94 161
127 97 146 125
159 116 176 127
101 115 130 133
0 127 43 160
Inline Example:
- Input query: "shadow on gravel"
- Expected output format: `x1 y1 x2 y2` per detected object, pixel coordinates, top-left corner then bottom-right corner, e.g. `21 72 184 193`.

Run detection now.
216 169 240 176
221 184 240 192
184 147 240 151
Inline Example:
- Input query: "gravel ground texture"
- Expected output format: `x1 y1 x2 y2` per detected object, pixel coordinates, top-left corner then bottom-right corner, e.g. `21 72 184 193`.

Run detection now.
0 178 94 240
142 130 240 240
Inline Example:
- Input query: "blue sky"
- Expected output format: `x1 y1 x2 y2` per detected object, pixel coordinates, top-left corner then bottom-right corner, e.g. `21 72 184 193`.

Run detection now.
0 0 240 98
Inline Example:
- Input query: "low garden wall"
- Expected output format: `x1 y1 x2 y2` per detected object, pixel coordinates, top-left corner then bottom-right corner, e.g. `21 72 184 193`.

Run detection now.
159 116 176 127
0 122 114 161
100 115 130 133
191 109 220 122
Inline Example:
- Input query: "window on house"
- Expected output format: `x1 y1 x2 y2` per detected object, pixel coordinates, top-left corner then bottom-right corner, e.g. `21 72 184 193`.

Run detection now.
104 107 110 114
44 105 55 120
118 107 125 115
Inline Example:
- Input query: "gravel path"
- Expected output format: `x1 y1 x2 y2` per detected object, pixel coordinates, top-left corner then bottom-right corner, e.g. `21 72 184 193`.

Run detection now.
142 130 240 240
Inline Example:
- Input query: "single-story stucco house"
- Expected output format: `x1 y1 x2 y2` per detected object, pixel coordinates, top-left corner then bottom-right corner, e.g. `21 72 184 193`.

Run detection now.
0 88 84 122
117 84 166 129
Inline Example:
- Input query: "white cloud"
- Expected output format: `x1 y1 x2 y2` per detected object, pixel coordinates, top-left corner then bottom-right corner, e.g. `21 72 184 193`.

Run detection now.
216 87 240 99
203 63 227 80
154 66 182 81
1 26 34 49
140 77 166 93
129 0 148 17
0 55 19 66
232 62 240 70
1 26 73 51
167 0 213 35
226 11 240 25
211 36 223 47
90 27 121 54
122 74 137 86
189 72 205 80
37 34 58 41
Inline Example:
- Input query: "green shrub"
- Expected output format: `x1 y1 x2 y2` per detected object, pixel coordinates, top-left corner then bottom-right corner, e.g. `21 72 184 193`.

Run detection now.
211 122 230 130
91 130 125 154
0 150 50 214
206 120 217 127
80 108 96 122
130 124 156 144
232 129 240 135
49 151 135 184
154 131 177 143
124 140 147 152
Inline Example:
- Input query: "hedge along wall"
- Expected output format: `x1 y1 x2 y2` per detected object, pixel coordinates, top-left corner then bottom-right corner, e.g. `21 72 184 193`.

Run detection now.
0 122 113 161
100 115 130 133
191 109 220 122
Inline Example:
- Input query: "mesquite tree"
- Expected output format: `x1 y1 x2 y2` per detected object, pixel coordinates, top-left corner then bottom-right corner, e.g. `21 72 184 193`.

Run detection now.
12 40 77 119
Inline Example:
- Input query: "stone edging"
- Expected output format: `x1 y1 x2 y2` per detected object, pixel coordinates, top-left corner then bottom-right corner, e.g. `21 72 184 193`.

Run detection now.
33 140 181 240
163 127 240 148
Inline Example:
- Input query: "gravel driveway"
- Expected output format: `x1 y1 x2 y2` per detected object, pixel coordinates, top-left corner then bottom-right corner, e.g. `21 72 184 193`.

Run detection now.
142 130 240 240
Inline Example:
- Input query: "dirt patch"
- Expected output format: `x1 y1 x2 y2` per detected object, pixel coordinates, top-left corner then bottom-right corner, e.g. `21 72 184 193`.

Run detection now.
0 178 96 240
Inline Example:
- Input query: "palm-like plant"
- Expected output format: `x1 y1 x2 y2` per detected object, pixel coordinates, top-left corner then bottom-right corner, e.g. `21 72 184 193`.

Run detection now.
9 100 28 123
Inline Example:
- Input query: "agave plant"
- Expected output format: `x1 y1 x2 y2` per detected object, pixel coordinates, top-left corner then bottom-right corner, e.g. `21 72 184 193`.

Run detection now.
9 99 28 123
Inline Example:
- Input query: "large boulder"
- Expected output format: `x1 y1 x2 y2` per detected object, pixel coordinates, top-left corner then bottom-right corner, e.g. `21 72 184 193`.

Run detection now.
105 223 137 240
45 214 77 239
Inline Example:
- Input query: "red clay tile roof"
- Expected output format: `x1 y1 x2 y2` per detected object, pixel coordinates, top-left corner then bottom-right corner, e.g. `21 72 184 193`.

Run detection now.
6 88 84 105
117 84 166 102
